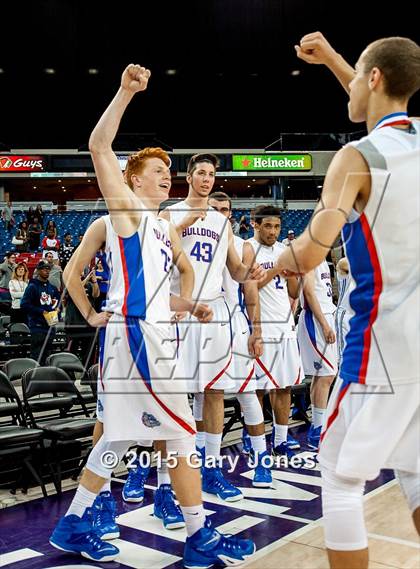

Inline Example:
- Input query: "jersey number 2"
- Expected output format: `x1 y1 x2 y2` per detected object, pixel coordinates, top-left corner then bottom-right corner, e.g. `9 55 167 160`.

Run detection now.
274 275 284 289
161 249 171 273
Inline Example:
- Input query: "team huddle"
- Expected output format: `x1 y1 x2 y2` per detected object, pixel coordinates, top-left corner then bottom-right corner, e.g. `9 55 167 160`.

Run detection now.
48 32 420 569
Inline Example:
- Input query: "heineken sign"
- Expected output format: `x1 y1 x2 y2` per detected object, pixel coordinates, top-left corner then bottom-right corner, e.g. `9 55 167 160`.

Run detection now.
233 154 312 171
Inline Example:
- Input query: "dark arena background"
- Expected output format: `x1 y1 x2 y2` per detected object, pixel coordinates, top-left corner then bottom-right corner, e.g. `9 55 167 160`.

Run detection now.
0 2 419 569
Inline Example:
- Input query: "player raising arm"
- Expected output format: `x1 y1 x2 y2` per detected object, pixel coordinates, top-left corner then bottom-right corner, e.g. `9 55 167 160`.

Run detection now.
277 35 420 569
295 31 355 94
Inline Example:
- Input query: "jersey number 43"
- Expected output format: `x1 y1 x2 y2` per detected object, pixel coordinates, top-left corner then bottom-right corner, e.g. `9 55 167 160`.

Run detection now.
190 241 213 263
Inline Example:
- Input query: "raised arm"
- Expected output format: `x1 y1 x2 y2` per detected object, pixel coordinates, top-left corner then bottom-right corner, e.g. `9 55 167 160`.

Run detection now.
274 145 370 275
63 218 111 327
295 31 355 94
89 64 151 236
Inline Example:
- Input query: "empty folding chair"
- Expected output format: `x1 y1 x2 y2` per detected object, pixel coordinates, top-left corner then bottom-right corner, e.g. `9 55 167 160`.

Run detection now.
0 371 48 497
22 366 96 493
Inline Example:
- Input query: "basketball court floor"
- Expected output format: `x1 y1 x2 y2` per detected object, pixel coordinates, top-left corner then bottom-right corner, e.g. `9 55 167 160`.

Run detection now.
1 425 418 569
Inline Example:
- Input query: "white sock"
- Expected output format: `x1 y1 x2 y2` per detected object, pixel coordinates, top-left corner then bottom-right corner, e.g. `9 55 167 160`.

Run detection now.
250 434 266 455
274 423 288 447
66 485 97 517
312 406 325 429
157 459 171 487
99 479 111 494
196 431 205 450
181 504 206 537
205 432 222 461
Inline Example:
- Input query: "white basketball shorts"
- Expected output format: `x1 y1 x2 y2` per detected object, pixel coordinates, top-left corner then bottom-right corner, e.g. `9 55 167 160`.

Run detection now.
298 309 338 377
175 297 234 393
319 377 420 480
100 314 196 442
226 310 256 393
255 335 303 390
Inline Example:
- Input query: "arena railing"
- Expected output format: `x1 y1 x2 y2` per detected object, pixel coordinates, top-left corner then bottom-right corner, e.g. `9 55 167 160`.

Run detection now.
66 198 317 211
0 201 55 212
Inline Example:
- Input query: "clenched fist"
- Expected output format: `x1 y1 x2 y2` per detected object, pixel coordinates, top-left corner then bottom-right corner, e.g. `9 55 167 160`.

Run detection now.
191 302 213 323
121 64 151 93
294 32 337 66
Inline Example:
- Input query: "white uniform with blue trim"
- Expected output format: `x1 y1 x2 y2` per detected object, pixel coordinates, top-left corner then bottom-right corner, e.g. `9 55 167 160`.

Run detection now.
222 236 256 393
335 270 355 366
166 202 233 392
248 238 303 390
319 115 420 480
97 212 195 442
297 260 338 377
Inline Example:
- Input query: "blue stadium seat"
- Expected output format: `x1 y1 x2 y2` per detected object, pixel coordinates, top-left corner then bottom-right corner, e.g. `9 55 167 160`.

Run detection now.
1 209 313 257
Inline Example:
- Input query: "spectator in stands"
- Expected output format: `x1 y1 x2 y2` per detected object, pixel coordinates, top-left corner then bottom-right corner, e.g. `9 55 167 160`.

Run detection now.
32 251 63 291
47 251 63 291
239 215 250 239
1 201 14 233
95 258 109 306
12 221 29 252
28 217 43 251
42 228 60 257
72 233 85 254
8 262 29 323
59 233 75 271
35 204 44 226
282 229 295 246
21 259 60 364
0 252 17 301
26 206 35 225
65 269 100 368
45 219 57 238
231 216 240 236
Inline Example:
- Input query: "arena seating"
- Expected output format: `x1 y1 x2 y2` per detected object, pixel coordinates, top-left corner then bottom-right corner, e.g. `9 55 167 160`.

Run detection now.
0 211 106 258
232 208 313 239
1 209 314 258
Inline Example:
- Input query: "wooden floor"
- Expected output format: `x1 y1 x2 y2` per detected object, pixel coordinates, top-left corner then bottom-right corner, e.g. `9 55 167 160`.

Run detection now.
244 480 420 569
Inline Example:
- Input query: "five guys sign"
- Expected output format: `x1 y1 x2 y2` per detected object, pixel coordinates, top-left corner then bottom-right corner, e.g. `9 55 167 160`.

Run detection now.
0 156 45 172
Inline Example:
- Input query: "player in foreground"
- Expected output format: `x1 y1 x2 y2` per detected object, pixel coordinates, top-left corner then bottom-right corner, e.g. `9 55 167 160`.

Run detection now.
275 33 420 569
49 63 256 568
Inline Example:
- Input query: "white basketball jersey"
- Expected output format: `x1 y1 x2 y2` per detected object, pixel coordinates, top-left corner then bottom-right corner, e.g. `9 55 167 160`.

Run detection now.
222 235 245 315
248 238 295 338
336 271 354 316
102 212 173 326
300 261 336 315
341 117 420 386
166 201 229 301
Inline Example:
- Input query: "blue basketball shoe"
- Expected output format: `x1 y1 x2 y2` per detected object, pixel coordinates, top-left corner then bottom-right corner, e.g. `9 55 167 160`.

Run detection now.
49 508 119 561
154 484 185 529
271 429 301 450
307 425 321 450
91 491 120 540
183 518 256 568
286 433 301 450
202 467 243 502
252 451 272 488
122 459 150 502
241 427 252 455
272 441 296 461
